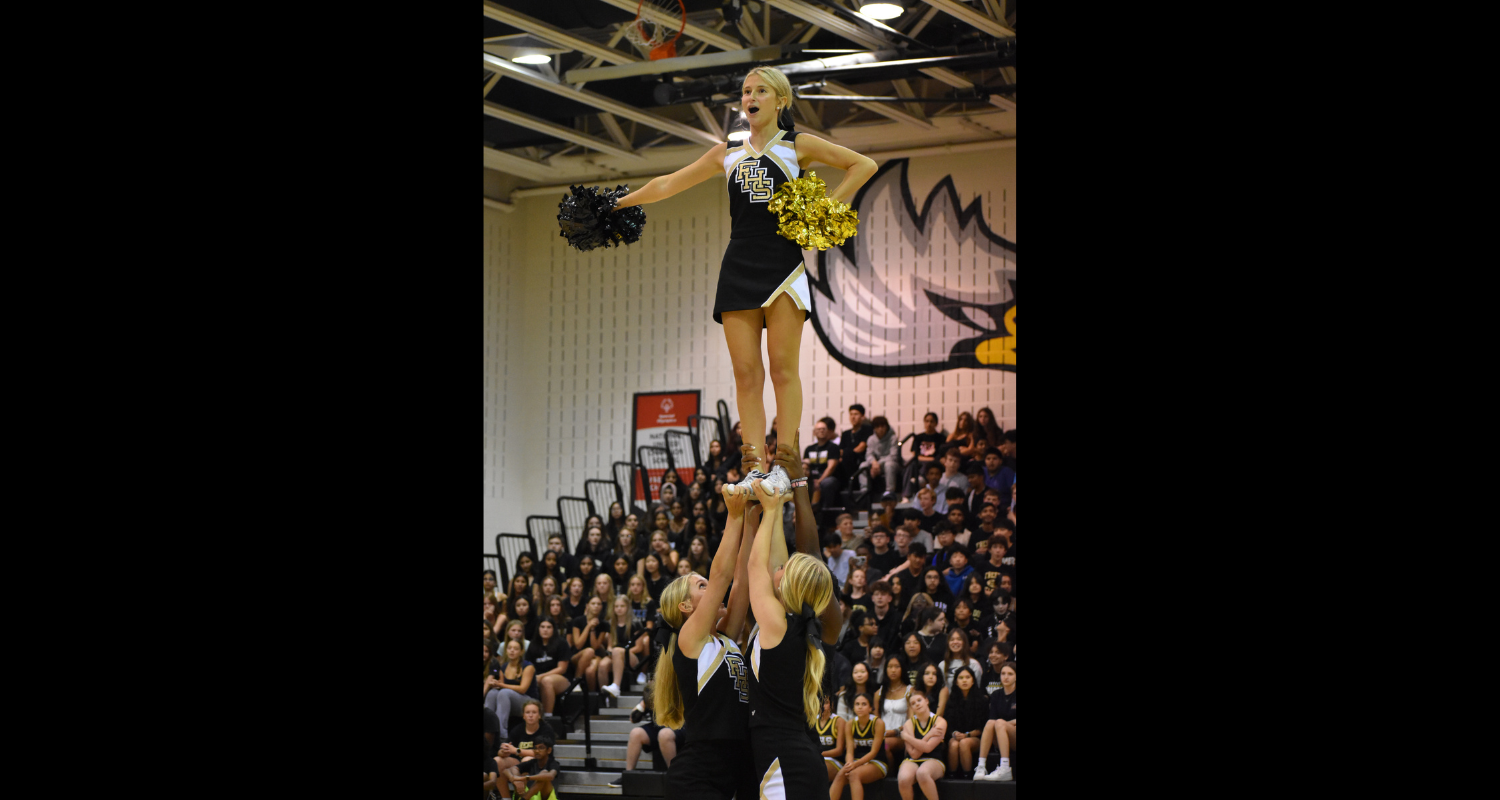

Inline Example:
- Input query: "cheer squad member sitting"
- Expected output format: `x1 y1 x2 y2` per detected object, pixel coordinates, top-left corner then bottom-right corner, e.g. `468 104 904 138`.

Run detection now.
896 690 948 800
814 693 846 784
745 477 835 800
829 691 887 800
655 482 758 800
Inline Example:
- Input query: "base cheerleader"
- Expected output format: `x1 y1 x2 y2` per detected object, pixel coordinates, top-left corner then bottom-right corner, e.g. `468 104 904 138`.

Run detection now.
653 485 759 800
744 478 836 799
615 66 877 496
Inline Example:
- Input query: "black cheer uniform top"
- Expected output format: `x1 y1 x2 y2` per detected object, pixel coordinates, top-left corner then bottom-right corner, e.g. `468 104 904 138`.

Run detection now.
814 716 838 754
713 129 812 325
906 714 947 763
748 612 818 731
672 633 750 744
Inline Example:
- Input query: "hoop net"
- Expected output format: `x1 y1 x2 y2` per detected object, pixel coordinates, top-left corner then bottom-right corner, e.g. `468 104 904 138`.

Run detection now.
623 0 686 60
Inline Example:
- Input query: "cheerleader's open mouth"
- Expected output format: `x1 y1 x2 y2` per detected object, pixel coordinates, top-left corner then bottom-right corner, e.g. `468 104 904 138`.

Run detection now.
747 104 760 117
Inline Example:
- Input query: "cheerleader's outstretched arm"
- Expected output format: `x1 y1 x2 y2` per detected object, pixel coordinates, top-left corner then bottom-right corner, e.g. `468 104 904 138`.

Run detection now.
616 143 729 209
721 502 761 643
682 482 747 649
748 480 790 648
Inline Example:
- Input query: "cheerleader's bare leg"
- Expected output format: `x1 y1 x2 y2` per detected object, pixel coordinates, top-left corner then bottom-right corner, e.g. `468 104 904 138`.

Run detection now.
722 307 770 479
763 291 804 464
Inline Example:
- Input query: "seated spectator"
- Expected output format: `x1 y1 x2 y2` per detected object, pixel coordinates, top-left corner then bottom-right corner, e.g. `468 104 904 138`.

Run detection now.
803 416 842 507
943 666 989 779
575 556 598 590
926 525 958 572
904 465 945 512
867 581 901 649
840 404 874 491
497 700 558 773
897 630 935 689
484 569 501 604
981 447 1016 498
898 412 947 498
974 663 1016 782
833 512 864 553
486 639 538 730
504 732 560 800
915 662 950 718
959 576 988 618
902 488 945 535
940 629 981 688
704 438 730 479
979 591 1014 646
640 553 671 601
603 501 628 539
836 660 879 721
944 503 975 549
824 532 854 585
896 543 929 589
864 415 902 499
642 530 679 576
569 595 608 693
920 567 956 615
515 552 543 585
911 607 948 665
527 619 572 714
614 682 676 786
841 566 872 619
935 447 969 503
562 577 587 621
951 598 985 648
866 527 902 575
879 656 913 762
484 706 502 797
840 610 881 668
979 640 1013 694
978 538 1015 594
683 534 712 576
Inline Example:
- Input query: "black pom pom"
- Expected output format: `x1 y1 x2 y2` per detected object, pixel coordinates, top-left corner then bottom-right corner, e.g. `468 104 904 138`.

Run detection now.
556 184 648 252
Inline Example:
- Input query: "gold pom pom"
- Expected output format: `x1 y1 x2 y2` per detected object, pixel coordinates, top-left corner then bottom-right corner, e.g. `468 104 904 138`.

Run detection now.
767 171 860 250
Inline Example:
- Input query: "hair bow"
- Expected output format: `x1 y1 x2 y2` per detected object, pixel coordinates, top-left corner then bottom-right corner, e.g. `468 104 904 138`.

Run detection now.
653 611 678 649
801 602 823 647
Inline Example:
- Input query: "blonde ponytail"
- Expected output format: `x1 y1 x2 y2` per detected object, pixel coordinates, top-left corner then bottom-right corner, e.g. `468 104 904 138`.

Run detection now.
651 575 694 730
777 553 834 729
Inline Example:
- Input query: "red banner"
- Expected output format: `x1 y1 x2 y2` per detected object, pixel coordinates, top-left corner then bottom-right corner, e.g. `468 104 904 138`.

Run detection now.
631 391 701 503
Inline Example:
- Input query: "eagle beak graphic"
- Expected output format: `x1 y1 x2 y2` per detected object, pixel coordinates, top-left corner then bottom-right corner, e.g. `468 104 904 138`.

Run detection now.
973 306 1016 367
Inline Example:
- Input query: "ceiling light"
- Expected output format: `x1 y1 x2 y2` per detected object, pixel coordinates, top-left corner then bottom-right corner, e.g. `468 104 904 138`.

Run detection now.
512 54 552 64
857 3 904 20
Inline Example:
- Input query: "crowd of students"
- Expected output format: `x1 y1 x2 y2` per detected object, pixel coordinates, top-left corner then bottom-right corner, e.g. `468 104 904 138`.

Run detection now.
483 404 1016 798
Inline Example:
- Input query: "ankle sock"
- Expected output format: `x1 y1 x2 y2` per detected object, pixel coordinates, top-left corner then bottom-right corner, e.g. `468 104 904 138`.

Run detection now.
976 758 987 771
999 757 1010 768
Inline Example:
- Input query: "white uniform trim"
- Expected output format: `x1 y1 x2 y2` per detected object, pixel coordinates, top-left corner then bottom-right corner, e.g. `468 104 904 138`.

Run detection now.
697 634 736 693
762 263 810 313
759 757 786 800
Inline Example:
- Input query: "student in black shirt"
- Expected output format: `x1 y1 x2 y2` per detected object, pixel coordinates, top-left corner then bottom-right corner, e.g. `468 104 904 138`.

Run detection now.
974 663 1016 782
802 416 842 507
919 567 956 617
897 631 933 690
896 543 929 590
867 581 902 651
498 700 558 772
526 619 572 714
952 599 985 648
978 640 1013 695
839 403 874 489
866 527 902 575
943 666 989 779
505 733 561 800
840 610 881 668
898 411 946 498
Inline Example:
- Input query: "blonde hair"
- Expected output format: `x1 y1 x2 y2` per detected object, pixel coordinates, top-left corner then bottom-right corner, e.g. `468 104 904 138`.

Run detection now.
628 573 652 603
745 66 796 131
902 592 934 623
777 553 834 728
651 574 695 729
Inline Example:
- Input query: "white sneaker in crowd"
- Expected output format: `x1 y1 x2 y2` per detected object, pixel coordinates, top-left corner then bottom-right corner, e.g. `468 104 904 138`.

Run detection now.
988 765 1012 781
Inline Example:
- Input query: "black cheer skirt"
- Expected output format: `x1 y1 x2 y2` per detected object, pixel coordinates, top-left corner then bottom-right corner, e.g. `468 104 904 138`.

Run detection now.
712 233 812 325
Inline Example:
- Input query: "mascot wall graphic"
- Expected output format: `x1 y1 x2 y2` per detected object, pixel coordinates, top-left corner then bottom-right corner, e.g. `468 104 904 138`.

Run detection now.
808 158 1016 377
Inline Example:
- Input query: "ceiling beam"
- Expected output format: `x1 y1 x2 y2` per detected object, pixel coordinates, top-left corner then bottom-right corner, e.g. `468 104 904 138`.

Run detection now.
692 103 725 139
595 0 743 52
481 2 640 65
483 146 564 181
598 113 632 149
764 0 974 89
891 78 927 121
566 45 783 83
483 196 516 212
483 53 723 146
483 71 501 98
915 0 1016 38
822 79 936 130
484 101 643 160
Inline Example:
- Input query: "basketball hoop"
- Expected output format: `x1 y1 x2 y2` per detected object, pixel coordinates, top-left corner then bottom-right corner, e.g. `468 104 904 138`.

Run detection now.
623 0 686 61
